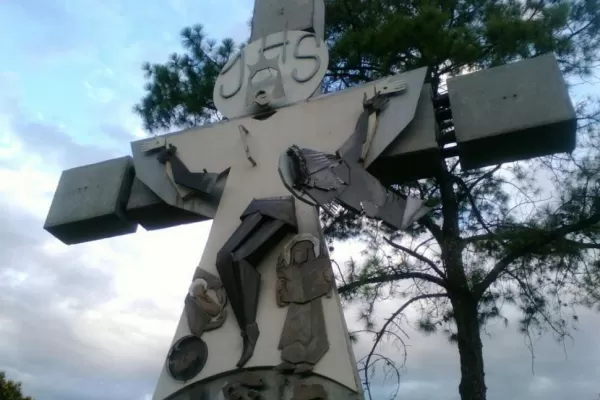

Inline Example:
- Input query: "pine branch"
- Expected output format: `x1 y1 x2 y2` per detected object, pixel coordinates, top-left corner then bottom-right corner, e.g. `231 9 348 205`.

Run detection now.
504 269 570 340
362 293 448 399
338 271 448 295
464 230 600 249
561 239 600 250
462 233 495 243
473 212 600 298
463 165 503 194
453 175 497 239
418 215 443 243
384 237 447 278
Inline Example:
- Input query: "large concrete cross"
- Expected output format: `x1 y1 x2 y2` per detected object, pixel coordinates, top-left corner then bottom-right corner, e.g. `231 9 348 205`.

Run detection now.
42 0 577 399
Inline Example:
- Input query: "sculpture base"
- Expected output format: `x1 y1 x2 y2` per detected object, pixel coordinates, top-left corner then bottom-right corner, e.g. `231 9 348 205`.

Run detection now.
162 368 362 400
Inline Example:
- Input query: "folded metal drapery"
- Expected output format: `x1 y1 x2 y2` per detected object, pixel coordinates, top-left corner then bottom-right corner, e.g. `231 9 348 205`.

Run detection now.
215 196 298 368
279 93 432 230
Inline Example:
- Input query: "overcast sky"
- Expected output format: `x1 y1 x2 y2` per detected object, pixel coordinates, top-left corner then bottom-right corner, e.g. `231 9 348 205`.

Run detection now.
0 1 598 399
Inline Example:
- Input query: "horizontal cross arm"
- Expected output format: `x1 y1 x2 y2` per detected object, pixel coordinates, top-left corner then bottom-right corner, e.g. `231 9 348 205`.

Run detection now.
43 156 220 245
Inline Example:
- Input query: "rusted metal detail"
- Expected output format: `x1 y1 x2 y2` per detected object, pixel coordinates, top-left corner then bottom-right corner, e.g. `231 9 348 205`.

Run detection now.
222 383 263 400
245 50 286 108
238 371 267 389
222 371 268 399
166 268 228 382
163 368 358 400
239 125 258 167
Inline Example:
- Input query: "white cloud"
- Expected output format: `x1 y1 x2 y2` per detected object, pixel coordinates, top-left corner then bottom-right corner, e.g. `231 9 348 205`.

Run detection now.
529 376 555 394
0 115 22 160
168 0 188 15
0 102 214 399
92 66 115 79
84 81 115 104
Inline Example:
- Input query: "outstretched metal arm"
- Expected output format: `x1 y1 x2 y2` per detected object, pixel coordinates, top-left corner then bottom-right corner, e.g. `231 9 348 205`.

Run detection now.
215 196 298 368
336 91 390 163
278 92 431 230
155 144 227 196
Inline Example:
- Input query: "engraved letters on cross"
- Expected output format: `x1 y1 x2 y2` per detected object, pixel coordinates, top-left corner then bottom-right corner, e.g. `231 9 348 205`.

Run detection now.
214 29 329 119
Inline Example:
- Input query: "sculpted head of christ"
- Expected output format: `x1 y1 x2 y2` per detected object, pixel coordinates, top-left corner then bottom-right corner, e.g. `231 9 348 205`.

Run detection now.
245 52 286 108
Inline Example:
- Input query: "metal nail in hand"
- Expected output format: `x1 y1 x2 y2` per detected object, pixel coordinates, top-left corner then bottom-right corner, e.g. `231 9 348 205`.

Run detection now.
239 125 257 167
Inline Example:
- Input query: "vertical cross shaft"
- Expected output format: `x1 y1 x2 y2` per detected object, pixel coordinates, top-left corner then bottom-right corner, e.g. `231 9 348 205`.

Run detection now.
151 1 365 398
250 0 325 42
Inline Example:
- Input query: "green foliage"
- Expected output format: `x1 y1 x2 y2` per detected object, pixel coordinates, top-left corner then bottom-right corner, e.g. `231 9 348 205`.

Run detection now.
0 372 33 400
133 25 239 133
134 1 599 131
325 0 600 91
320 2 600 399
417 317 438 334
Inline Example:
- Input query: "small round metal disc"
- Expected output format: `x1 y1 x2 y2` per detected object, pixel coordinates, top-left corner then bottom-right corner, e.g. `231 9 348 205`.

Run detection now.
166 335 208 382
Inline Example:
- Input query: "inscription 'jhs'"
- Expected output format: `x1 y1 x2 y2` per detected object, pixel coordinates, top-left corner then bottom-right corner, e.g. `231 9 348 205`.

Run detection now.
218 32 323 100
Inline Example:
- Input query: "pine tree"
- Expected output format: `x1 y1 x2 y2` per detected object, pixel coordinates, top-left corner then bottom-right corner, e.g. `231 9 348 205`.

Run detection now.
0 372 33 400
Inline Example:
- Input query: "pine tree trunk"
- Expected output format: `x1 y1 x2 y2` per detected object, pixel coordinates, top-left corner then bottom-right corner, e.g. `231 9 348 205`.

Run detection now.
452 296 487 400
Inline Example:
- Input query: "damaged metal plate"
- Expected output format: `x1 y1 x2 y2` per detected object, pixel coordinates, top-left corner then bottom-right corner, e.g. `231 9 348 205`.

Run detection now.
362 67 429 167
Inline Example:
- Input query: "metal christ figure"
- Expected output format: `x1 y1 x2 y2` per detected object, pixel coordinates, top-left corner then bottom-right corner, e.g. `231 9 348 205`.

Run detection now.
278 92 432 230
215 196 298 368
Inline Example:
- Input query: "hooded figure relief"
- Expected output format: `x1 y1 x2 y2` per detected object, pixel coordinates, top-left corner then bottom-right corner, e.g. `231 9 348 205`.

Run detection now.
275 234 334 374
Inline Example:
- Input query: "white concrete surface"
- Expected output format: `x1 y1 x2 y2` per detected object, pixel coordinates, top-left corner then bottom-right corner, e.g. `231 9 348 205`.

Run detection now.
150 80 394 399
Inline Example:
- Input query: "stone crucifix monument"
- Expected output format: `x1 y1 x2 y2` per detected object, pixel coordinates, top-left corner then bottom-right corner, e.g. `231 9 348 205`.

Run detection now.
42 0 577 399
